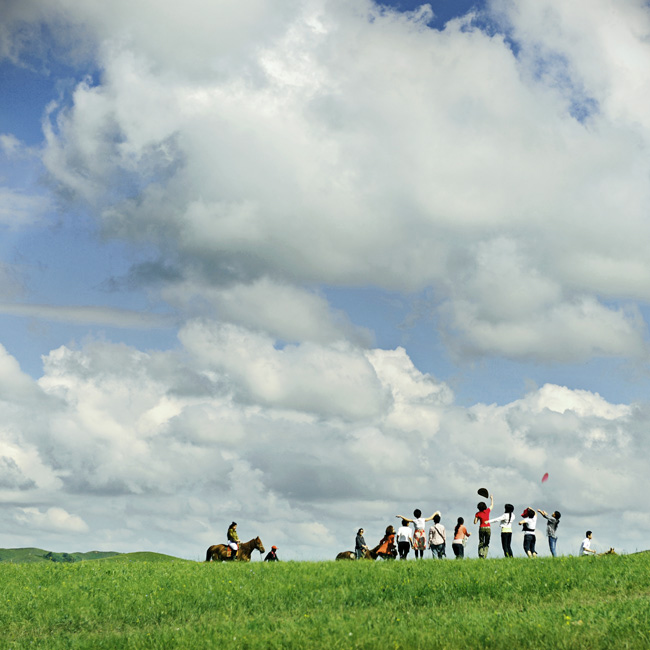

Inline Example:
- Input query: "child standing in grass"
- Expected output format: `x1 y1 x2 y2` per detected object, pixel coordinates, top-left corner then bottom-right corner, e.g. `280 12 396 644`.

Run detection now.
538 509 561 557
452 517 471 559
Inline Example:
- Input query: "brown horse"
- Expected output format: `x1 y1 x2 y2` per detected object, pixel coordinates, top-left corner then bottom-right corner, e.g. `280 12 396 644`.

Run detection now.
336 551 355 560
336 548 377 560
206 536 265 562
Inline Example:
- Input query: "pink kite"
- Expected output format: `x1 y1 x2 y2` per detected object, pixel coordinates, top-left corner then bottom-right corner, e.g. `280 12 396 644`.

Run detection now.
541 472 549 483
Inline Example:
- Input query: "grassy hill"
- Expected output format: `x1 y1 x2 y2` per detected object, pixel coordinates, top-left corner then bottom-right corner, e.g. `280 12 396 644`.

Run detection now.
102 551 188 563
0 548 180 564
0 552 649 648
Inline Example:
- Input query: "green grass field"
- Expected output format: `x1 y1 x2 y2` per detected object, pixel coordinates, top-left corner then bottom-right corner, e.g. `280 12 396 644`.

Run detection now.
1 552 648 649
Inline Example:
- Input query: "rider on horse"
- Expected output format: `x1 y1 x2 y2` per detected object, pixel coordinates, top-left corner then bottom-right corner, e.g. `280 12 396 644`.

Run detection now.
227 522 239 560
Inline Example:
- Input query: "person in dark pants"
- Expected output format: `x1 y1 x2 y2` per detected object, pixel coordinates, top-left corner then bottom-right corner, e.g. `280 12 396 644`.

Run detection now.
428 514 446 558
519 508 537 557
474 494 494 558
488 503 515 557
355 528 369 559
452 517 470 558
264 545 279 561
396 519 413 560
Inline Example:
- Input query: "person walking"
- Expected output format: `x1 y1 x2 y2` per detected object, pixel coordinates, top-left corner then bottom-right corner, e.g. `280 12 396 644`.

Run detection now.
395 509 440 559
474 494 494 559
355 528 369 559
396 519 413 560
428 514 446 558
452 517 470 559
519 508 537 557
488 503 515 557
538 509 561 557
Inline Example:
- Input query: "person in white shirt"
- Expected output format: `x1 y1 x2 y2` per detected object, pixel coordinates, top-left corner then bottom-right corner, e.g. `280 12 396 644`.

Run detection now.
580 531 597 556
396 519 413 560
428 514 446 558
395 509 440 559
488 503 515 557
518 507 537 557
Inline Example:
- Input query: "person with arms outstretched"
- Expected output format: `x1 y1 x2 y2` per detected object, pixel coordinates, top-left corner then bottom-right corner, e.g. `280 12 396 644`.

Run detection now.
396 509 440 559
538 509 561 557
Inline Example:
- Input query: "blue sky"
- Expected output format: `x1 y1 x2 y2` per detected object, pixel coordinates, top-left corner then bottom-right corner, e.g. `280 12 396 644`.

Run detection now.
1 0 650 560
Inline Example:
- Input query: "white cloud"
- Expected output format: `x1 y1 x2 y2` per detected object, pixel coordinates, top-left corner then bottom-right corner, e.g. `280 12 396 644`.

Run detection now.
21 0 650 362
162 277 372 346
0 329 642 557
0 303 174 329
0 187 49 228
15 506 89 534
0 134 21 156
178 320 389 420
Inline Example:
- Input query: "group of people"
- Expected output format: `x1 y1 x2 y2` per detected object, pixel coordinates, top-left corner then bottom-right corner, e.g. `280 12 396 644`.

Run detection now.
352 497 597 560
472 494 561 559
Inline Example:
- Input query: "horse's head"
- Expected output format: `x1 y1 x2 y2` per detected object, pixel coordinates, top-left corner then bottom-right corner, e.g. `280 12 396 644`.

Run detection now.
255 537 265 554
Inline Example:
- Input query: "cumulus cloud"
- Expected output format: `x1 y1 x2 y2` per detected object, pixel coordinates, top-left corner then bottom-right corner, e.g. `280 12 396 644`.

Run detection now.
15 506 89 534
161 276 372 346
178 320 388 420
0 328 642 557
14 0 647 362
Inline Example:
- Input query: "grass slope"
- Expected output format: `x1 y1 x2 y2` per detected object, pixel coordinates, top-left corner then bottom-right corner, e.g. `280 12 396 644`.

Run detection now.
0 548 182 564
1 554 649 648
103 551 188 563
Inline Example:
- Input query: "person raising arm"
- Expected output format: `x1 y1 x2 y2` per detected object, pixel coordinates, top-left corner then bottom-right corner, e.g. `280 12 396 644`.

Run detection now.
473 494 494 559
396 509 441 559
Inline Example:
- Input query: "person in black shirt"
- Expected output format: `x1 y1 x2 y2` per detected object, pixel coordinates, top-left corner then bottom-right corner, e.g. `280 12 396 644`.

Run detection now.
264 545 279 561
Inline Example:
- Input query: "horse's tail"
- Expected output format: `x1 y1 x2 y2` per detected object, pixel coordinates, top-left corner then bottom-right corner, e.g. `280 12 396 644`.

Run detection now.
205 547 213 562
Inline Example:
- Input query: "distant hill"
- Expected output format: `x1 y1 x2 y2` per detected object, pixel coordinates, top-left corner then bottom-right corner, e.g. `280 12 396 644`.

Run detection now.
0 548 183 564
102 551 187 563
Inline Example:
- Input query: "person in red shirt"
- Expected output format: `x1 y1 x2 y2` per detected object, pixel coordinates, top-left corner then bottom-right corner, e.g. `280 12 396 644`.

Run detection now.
474 494 494 559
